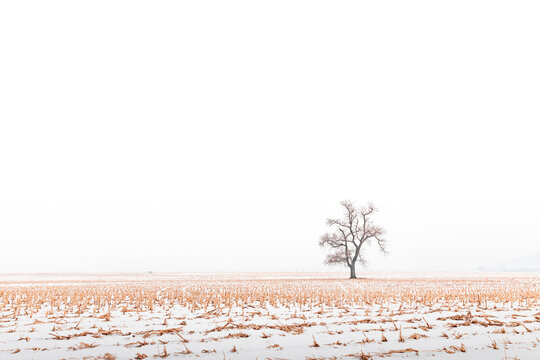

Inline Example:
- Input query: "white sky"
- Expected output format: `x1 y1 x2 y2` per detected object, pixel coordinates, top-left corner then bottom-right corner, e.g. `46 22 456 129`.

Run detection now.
1 1 539 273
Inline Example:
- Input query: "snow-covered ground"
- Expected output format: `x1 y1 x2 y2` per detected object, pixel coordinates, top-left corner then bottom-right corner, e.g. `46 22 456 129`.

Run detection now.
0 273 538 359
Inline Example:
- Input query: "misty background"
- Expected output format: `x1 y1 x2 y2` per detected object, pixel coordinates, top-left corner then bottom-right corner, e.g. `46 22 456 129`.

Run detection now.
1 1 539 273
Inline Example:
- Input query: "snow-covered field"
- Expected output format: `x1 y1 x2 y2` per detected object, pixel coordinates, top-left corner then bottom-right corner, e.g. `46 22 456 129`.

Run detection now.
0 273 538 359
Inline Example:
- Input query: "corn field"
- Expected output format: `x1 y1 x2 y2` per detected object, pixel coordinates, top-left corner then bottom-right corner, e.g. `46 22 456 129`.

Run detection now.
0 273 538 359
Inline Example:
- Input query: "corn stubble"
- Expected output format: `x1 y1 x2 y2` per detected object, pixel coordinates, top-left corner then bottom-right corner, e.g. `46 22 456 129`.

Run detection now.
0 274 539 359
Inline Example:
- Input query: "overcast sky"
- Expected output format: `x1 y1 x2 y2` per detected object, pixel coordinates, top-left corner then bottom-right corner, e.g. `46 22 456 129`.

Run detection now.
1 1 539 273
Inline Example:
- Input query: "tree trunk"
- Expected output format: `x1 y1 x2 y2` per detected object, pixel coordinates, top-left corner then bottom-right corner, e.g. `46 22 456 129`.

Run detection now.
349 263 357 279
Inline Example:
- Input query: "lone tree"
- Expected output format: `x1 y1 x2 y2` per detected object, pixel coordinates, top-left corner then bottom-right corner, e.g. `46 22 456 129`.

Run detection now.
319 200 387 279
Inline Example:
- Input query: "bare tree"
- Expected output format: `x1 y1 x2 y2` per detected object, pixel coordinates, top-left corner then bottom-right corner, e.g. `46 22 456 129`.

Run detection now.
319 200 387 279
